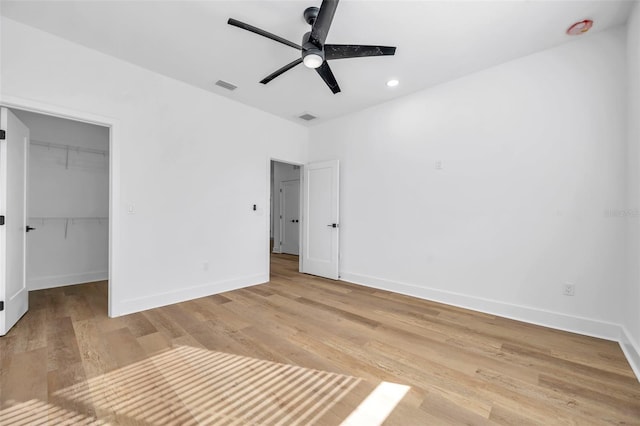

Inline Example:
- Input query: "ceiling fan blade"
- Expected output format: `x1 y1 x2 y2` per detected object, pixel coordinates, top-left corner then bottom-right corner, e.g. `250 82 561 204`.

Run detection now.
325 44 396 60
260 58 304 84
228 18 302 50
310 0 339 47
315 61 341 94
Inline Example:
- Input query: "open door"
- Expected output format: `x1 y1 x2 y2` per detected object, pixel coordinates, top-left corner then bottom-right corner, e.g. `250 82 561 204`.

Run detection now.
302 160 339 279
0 107 29 336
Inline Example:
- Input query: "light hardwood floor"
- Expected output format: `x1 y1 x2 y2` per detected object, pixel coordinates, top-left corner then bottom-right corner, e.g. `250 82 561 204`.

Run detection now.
1 254 639 425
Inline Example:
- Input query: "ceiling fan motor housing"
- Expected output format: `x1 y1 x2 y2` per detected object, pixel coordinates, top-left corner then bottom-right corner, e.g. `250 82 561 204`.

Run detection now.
302 31 324 54
303 7 319 25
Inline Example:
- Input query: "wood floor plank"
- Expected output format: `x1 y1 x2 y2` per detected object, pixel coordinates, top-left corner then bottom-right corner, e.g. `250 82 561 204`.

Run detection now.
72 318 118 379
0 347 48 407
142 309 187 340
0 253 638 425
46 316 83 372
136 331 172 356
103 327 147 368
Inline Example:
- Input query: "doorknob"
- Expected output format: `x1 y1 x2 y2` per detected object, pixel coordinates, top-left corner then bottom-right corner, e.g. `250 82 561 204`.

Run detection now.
327 223 338 228
26 225 36 232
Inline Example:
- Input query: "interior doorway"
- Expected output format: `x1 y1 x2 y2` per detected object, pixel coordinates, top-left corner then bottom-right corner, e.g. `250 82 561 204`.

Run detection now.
268 158 341 281
0 107 110 335
270 160 302 268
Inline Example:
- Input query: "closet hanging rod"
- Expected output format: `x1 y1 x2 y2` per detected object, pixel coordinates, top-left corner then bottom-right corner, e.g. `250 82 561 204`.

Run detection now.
30 139 109 156
29 217 108 221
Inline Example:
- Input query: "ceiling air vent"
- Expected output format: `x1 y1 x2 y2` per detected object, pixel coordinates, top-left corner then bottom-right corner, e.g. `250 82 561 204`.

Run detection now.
215 80 237 91
298 113 317 121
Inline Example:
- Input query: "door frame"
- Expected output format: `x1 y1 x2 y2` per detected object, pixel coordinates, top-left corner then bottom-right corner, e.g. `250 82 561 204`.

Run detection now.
267 158 303 275
1 95 119 317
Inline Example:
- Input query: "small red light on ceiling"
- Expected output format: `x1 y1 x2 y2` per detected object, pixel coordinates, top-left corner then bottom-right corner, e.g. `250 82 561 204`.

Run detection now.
566 19 593 35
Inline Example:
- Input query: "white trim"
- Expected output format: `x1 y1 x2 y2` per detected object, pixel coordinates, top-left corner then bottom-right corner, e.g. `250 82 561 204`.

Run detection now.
28 271 108 290
341 271 639 382
0 108 7 334
266 156 273 276
341 272 621 340
112 273 268 317
620 326 640 381
0 95 118 316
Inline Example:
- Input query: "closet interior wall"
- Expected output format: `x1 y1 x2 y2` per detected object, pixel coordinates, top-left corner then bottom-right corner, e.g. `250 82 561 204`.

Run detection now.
14 110 109 290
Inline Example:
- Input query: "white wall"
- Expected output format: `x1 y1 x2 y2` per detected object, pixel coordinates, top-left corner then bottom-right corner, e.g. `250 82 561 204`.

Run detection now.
309 28 628 340
14 110 109 290
1 18 308 316
271 161 300 254
625 2 640 378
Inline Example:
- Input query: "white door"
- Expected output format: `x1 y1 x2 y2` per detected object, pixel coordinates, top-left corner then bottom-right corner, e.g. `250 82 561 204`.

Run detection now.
302 160 339 279
0 108 29 336
280 179 300 255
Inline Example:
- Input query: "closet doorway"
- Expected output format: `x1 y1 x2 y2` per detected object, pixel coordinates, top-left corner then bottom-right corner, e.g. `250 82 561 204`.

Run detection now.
1 108 110 334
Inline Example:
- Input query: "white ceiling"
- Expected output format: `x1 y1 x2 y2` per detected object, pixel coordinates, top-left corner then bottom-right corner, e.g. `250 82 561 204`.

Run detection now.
1 0 634 126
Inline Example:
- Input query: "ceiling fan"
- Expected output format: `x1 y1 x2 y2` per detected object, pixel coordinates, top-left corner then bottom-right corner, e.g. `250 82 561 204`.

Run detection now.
228 0 396 94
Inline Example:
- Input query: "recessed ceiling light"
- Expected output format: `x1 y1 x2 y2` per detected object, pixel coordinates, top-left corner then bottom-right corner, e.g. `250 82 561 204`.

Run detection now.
386 79 399 87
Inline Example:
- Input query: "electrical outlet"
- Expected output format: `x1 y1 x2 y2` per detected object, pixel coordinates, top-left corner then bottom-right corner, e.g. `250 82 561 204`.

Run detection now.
203 262 209 271
563 284 575 296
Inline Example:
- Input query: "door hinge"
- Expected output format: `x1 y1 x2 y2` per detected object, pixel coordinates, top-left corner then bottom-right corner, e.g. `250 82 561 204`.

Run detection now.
0 301 4 311
0 215 4 226
0 130 5 140
280 189 282 193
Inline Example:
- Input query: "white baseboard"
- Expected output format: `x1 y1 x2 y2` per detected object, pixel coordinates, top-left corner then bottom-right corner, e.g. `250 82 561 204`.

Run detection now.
28 271 108 290
112 273 268 317
341 271 639 382
620 327 640 381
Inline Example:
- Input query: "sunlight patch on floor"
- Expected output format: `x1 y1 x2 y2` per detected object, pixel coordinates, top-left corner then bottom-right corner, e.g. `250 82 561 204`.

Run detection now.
1 345 411 424
339 381 411 426
0 398 105 425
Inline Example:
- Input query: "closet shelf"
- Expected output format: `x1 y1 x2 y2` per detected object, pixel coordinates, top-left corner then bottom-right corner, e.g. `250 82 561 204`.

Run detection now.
30 217 108 221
